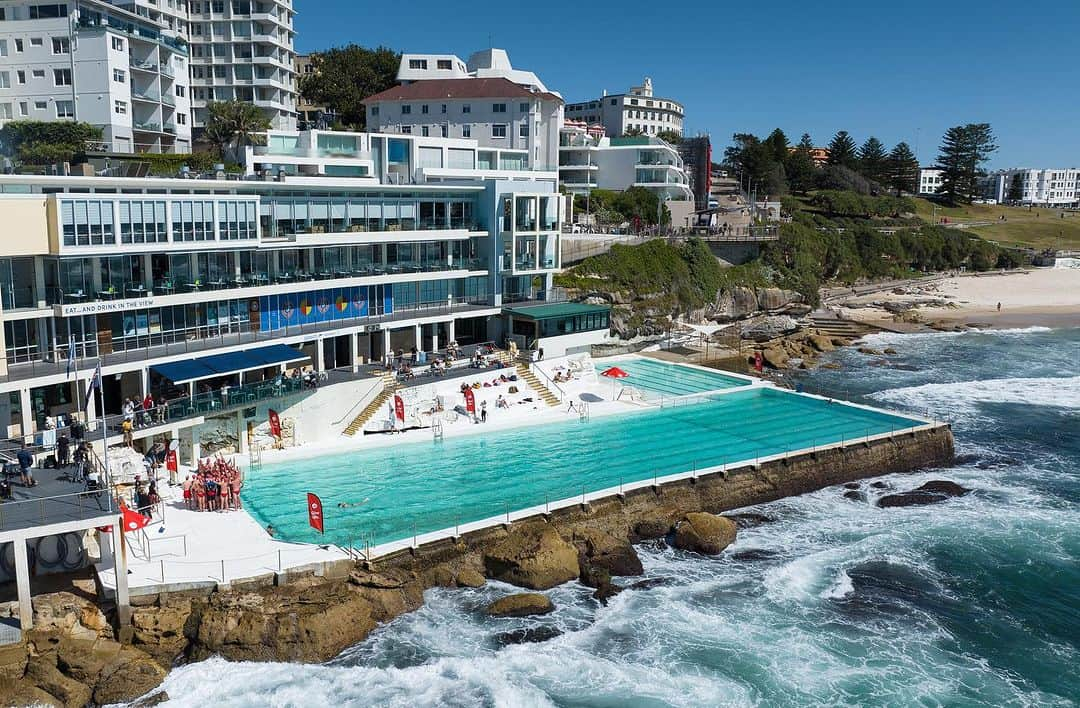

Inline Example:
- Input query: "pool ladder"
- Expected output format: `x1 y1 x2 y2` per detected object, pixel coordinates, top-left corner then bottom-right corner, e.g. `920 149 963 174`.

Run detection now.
432 419 444 441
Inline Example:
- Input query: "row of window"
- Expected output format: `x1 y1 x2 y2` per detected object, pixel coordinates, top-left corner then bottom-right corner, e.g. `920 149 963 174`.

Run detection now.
59 199 258 247
386 101 531 117
397 123 528 140
0 67 70 87
0 100 74 120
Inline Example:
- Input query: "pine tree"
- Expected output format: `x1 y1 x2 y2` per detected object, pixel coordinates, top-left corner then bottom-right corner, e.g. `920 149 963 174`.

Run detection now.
937 123 997 204
765 128 790 164
1007 173 1024 202
785 133 818 194
858 137 888 184
826 131 858 169
886 142 920 196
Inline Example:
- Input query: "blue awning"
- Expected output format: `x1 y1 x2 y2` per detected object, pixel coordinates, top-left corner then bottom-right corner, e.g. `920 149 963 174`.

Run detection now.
151 344 310 385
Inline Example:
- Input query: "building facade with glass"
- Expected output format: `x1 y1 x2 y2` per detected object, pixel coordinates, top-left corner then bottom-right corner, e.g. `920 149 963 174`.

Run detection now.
0 128 560 443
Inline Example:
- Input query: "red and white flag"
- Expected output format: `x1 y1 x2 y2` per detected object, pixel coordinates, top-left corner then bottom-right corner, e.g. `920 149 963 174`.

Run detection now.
119 501 150 533
464 387 475 414
307 492 324 534
393 394 405 422
268 409 282 438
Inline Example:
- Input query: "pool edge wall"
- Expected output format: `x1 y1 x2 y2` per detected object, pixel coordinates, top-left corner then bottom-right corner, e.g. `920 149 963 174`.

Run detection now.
376 423 956 570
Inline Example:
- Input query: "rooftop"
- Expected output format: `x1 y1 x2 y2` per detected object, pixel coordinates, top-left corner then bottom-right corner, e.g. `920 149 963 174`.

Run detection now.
503 302 611 321
364 78 562 104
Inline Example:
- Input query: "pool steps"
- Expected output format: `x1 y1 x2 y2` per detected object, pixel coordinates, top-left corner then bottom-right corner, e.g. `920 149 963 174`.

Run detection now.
343 372 399 436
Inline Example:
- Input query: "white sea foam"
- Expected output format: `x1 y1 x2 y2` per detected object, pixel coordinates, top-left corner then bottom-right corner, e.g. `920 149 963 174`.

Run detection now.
870 375 1080 425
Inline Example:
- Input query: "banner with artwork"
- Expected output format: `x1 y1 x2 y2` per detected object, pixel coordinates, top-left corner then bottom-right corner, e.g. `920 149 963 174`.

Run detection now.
259 285 372 332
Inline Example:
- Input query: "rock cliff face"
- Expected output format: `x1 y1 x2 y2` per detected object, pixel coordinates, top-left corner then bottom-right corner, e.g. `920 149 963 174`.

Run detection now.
713 287 806 323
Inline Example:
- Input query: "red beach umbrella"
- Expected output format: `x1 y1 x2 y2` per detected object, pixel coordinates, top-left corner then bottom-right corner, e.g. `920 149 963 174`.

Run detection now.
601 367 630 379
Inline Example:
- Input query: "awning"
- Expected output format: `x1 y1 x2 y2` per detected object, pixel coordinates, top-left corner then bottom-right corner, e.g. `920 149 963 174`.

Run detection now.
151 344 310 385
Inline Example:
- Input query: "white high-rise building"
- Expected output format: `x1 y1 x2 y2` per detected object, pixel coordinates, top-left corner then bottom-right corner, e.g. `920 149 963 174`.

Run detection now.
565 78 684 139
0 0 193 154
364 48 563 173
186 0 296 131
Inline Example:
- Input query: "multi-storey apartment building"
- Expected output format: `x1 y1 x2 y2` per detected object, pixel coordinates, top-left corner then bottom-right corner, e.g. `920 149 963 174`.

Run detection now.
186 0 296 131
917 167 944 195
983 168 1079 206
0 0 193 153
364 48 563 173
0 128 563 453
558 121 692 202
564 78 684 139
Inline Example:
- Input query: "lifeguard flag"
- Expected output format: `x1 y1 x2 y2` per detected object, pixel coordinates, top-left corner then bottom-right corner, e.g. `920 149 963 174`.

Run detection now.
119 501 150 533
307 492 324 534
464 387 475 414
268 409 282 438
165 449 178 473
393 394 405 422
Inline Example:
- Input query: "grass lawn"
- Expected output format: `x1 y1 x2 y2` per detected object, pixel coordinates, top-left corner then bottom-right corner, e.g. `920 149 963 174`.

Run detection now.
912 198 1080 250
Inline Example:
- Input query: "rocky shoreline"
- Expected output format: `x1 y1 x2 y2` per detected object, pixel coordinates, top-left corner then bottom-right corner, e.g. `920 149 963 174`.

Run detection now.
0 426 954 706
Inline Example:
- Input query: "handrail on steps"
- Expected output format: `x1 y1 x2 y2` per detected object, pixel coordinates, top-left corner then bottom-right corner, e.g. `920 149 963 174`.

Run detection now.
332 378 385 426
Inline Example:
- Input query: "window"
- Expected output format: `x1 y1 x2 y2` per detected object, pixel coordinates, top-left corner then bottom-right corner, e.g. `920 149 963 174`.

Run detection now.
401 105 411 115
51 37 69 54
29 4 68 19
53 69 71 86
55 100 73 118
401 126 412 134
14 39 22 52
421 126 429 137
32 70 45 78
462 124 471 138
114 100 127 115
462 104 471 114
421 104 429 114
0 73 8 89
610 98 616 105
492 124 507 138
519 102 528 112
440 125 447 138
0 104 10 120
177 113 187 125
0 40 8 57
113 69 125 83
370 106 378 116
408 59 428 70
30 38 43 47
111 36 124 51
16 70 25 84
441 104 446 114
519 123 529 138
437 59 452 70
34 101 46 110
493 103 507 113
175 85 185 97
18 102 27 116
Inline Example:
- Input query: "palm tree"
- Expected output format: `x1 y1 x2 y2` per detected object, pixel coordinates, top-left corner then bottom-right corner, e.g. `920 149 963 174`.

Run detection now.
203 101 271 161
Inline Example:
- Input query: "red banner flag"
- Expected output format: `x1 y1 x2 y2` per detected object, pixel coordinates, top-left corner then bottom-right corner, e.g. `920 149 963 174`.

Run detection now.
268 409 282 438
754 350 764 373
393 394 405 422
165 449 178 473
307 492 324 534
464 387 475 414
119 500 150 533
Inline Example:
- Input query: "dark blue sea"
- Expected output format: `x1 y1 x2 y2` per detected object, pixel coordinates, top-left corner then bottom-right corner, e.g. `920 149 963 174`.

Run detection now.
149 326 1080 707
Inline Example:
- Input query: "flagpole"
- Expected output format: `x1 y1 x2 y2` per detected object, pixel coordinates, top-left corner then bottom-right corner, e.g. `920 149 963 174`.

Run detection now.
96 358 109 487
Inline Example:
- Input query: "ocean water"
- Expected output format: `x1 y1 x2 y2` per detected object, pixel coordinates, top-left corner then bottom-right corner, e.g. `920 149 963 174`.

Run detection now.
148 326 1080 707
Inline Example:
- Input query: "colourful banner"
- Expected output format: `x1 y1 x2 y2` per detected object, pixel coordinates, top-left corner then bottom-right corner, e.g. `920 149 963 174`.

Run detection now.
268 409 282 438
394 394 405 422
464 388 475 414
259 286 372 332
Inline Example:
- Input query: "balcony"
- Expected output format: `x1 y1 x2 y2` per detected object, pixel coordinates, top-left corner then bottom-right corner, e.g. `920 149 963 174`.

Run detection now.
133 121 164 133
131 90 162 104
130 60 159 74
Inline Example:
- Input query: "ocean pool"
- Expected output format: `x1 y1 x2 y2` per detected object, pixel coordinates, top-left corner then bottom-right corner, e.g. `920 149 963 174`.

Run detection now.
242 386 923 548
602 357 749 397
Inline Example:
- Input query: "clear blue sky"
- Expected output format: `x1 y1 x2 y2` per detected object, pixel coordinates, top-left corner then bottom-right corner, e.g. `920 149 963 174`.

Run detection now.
296 0 1078 169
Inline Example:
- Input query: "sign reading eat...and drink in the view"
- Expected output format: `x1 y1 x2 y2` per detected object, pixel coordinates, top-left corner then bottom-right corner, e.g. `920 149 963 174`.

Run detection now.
56 297 157 317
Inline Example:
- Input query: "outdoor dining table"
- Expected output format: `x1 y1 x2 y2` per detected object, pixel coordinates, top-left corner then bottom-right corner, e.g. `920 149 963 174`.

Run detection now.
126 285 148 297
208 280 226 290
98 290 118 300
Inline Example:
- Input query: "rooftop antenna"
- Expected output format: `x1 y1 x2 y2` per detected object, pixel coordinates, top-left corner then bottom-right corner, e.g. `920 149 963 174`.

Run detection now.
488 33 493 49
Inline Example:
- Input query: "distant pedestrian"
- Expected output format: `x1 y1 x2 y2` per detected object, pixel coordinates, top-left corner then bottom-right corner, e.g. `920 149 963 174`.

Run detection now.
481 400 488 423
997 302 1002 312
17 443 35 487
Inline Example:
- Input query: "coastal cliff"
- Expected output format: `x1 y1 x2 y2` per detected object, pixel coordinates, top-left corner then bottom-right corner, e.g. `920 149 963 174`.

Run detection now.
0 426 953 706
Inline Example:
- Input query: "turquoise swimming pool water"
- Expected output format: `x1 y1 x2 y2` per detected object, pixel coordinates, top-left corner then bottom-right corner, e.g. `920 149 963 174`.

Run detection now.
608 358 749 397
242 386 923 548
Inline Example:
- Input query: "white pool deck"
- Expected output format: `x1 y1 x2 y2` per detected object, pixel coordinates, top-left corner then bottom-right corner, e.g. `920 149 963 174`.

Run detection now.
96 354 939 596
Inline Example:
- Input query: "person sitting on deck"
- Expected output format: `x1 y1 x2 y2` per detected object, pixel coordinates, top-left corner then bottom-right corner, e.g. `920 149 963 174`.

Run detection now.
496 394 509 409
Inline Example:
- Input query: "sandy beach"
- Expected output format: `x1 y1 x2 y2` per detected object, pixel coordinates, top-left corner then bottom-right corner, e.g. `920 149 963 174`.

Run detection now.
837 267 1080 330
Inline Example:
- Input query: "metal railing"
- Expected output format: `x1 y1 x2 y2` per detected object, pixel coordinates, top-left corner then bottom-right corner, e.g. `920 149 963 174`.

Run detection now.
0 486 117 532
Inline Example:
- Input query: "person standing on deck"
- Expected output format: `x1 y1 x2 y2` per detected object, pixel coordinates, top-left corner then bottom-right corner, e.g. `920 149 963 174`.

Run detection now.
17 443 35 487
481 400 488 423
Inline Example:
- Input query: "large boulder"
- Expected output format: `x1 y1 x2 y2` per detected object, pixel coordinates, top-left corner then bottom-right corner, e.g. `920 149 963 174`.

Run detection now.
756 287 803 311
24 656 93 708
572 529 643 577
673 513 738 555
29 592 112 641
740 315 799 342
808 334 835 352
91 646 168 707
483 524 581 590
455 569 487 588
485 593 554 618
877 480 971 508
760 347 789 369
129 600 193 666
713 286 760 321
